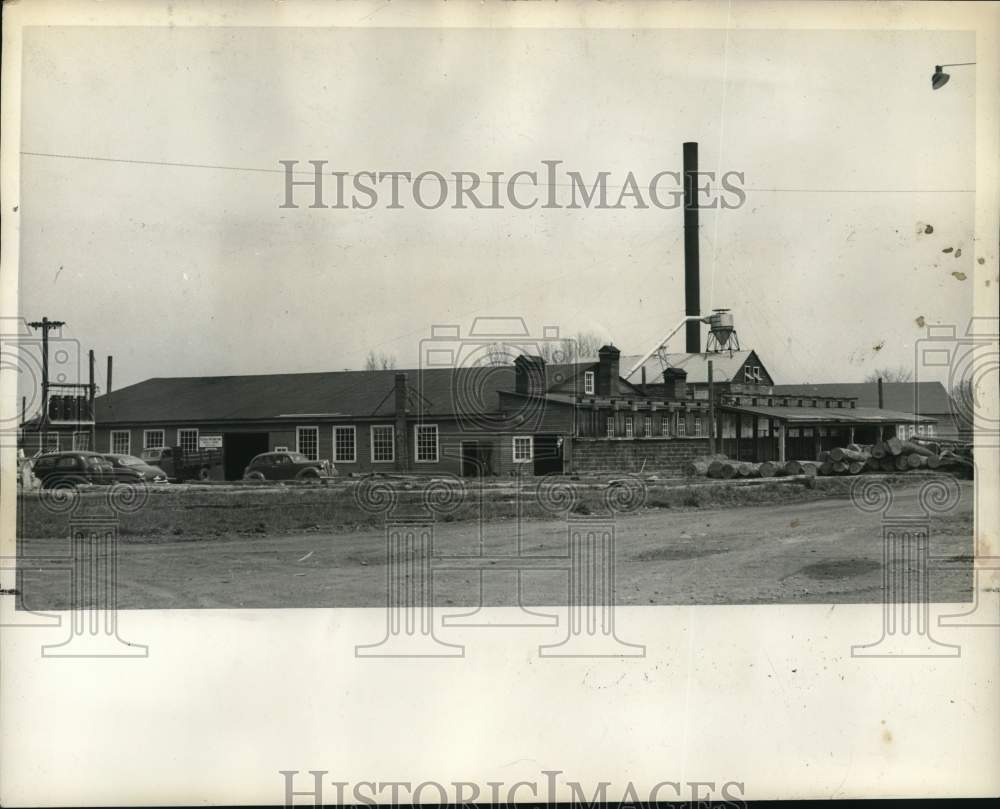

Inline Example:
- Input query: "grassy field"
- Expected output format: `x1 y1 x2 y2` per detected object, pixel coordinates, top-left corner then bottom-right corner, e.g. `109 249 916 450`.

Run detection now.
16 473 919 540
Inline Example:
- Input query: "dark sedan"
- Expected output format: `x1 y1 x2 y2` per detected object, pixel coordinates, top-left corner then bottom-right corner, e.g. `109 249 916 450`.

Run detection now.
243 451 333 481
31 451 115 489
102 454 170 484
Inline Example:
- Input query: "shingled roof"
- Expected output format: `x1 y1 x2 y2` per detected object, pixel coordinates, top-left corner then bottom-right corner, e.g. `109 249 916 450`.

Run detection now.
94 367 520 424
771 382 953 415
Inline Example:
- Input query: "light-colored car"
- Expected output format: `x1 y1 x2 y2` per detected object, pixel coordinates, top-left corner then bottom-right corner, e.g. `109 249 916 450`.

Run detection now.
243 451 333 481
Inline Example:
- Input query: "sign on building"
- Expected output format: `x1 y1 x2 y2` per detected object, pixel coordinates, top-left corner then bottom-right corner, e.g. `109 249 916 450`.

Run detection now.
199 434 223 449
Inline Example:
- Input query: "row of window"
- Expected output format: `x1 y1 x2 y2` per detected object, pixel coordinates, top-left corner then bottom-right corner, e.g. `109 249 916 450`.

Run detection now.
103 425 454 464
729 395 857 410
605 414 704 438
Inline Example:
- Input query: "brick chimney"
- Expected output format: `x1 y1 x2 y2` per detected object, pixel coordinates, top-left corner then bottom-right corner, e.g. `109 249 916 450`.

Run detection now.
596 344 620 397
514 355 546 396
663 367 688 400
394 372 409 471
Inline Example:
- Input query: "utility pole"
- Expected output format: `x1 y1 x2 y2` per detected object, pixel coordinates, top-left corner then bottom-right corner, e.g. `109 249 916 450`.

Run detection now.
89 349 96 450
27 317 66 452
708 359 715 455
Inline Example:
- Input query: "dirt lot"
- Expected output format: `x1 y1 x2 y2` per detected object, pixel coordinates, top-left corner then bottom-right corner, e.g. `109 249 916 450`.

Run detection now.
17 478 974 609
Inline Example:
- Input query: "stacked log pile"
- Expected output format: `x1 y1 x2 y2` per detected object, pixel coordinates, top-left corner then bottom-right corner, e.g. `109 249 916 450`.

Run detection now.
688 437 973 480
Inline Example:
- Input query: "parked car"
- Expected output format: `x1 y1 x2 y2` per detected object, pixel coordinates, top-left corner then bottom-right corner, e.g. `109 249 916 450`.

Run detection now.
31 451 115 489
140 446 221 482
101 453 169 484
243 451 333 481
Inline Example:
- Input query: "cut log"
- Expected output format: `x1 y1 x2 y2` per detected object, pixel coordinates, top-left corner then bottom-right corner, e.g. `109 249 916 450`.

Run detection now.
819 460 834 476
830 447 868 462
925 454 941 469
799 461 820 477
906 453 924 469
758 461 777 478
880 457 896 472
832 461 848 474
848 461 864 474
818 450 831 463
898 441 936 458
894 455 909 471
847 443 862 453
871 442 886 459
885 437 904 456
707 460 725 479
719 462 738 479
685 461 711 477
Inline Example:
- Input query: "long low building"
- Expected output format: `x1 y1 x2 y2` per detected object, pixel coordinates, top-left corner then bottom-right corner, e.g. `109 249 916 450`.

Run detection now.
21 343 938 477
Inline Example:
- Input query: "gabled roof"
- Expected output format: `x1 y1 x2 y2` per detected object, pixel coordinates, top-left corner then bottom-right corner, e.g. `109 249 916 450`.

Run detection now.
771 382 953 415
621 350 756 384
94 367 519 424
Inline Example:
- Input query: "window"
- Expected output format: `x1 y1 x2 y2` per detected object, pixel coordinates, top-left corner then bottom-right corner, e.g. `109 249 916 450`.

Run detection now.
606 417 615 438
584 371 595 395
333 426 356 463
513 436 533 463
415 424 439 463
72 432 90 450
754 366 762 381
767 398 773 406
297 426 319 461
371 425 395 462
274 446 288 452
110 430 130 454
677 413 687 436
694 416 703 436
177 429 199 453
927 424 936 436
624 417 634 437
644 417 653 437
661 417 671 437
811 400 818 408
825 400 831 408
144 429 165 449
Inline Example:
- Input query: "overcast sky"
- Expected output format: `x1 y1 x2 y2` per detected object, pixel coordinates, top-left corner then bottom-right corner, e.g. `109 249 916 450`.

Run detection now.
18 25 976 393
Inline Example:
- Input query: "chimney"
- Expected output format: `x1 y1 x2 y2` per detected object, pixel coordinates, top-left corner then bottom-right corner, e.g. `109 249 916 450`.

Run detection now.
596 344 621 397
394 372 409 471
877 377 884 409
663 367 688 400
683 141 701 353
514 355 546 396
106 355 113 394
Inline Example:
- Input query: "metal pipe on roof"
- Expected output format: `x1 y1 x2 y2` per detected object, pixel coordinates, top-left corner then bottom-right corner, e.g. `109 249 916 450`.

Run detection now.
877 377 884 408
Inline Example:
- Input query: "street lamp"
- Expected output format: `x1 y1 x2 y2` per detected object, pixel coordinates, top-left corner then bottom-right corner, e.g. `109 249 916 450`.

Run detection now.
931 62 976 90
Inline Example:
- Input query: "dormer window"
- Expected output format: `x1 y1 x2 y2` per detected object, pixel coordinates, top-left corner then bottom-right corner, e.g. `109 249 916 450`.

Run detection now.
584 371 595 395
850 401 856 409
797 399 803 407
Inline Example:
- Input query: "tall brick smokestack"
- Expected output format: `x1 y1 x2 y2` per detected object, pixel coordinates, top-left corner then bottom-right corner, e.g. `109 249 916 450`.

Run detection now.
683 141 701 353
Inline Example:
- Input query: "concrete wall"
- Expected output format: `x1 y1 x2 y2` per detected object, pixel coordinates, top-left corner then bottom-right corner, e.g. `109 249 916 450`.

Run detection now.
570 437 711 475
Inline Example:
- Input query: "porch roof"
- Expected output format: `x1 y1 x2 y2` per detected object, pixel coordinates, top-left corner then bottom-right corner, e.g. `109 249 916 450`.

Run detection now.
719 404 936 425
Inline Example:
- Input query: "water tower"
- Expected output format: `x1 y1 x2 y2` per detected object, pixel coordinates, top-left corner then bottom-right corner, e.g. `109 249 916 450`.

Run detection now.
705 308 740 353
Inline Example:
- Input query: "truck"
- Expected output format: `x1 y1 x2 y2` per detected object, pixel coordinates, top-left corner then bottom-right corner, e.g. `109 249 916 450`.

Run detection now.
140 446 223 482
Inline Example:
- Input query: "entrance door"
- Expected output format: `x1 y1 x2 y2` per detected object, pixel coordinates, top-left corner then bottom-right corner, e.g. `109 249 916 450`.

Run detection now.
223 432 269 480
461 441 494 477
532 434 563 476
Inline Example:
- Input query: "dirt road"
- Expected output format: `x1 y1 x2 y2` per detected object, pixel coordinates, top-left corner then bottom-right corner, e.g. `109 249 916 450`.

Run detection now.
19 481 973 609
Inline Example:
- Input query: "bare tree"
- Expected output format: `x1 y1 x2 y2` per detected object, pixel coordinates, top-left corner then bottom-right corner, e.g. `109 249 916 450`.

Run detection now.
364 350 397 371
481 330 608 367
864 366 913 383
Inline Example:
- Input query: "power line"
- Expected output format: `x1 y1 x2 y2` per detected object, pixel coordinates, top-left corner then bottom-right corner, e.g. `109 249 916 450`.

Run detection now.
20 151 975 193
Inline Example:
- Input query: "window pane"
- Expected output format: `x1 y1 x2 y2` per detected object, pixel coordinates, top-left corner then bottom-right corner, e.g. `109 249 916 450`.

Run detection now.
416 425 438 462
111 431 130 454
178 430 198 453
145 430 165 449
513 436 532 462
297 427 319 461
372 426 394 462
334 427 356 462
